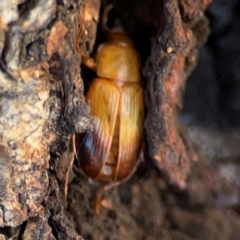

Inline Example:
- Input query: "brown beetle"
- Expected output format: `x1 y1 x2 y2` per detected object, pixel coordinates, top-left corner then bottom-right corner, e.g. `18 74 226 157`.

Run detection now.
69 7 144 214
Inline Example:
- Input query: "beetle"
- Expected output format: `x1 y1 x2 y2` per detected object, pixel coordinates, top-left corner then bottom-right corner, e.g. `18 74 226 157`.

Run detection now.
74 15 144 214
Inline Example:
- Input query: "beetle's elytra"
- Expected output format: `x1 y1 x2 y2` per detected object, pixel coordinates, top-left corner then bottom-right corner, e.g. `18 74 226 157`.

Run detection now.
75 21 144 213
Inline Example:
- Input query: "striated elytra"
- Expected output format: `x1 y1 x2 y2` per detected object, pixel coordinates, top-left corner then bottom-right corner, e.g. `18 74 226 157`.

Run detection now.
75 25 144 214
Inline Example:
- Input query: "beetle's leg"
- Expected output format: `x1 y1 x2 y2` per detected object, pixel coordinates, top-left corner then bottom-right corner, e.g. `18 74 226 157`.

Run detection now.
95 181 120 214
76 25 96 71
94 143 145 214
64 134 76 200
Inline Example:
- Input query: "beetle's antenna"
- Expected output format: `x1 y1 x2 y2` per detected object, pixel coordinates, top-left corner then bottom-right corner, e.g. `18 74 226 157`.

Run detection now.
102 4 113 34
64 134 76 200
76 25 96 70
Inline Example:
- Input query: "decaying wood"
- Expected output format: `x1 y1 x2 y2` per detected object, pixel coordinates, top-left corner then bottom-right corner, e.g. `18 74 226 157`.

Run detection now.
1 0 240 239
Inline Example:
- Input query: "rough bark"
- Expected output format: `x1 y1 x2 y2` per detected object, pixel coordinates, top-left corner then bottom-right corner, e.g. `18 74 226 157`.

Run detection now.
0 0 93 238
1 0 240 239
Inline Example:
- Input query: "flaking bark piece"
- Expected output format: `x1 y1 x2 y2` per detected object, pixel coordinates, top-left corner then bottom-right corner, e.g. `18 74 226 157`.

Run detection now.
114 0 210 186
143 0 210 186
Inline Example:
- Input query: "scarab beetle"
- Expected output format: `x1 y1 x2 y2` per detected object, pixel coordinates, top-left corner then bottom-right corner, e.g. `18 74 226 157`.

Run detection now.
75 13 144 213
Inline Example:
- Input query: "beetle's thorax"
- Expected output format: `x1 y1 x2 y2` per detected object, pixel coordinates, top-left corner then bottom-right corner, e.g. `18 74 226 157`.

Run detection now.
95 32 141 83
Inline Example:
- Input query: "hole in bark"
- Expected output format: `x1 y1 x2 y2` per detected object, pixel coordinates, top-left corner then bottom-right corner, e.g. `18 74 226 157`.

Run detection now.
26 39 45 63
68 5 74 12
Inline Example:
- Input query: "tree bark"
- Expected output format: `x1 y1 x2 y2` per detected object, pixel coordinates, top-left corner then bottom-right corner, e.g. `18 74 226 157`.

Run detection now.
1 0 240 239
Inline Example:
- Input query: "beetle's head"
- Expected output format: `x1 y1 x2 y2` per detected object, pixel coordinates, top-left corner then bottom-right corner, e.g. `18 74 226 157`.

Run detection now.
95 30 141 83
107 28 133 47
